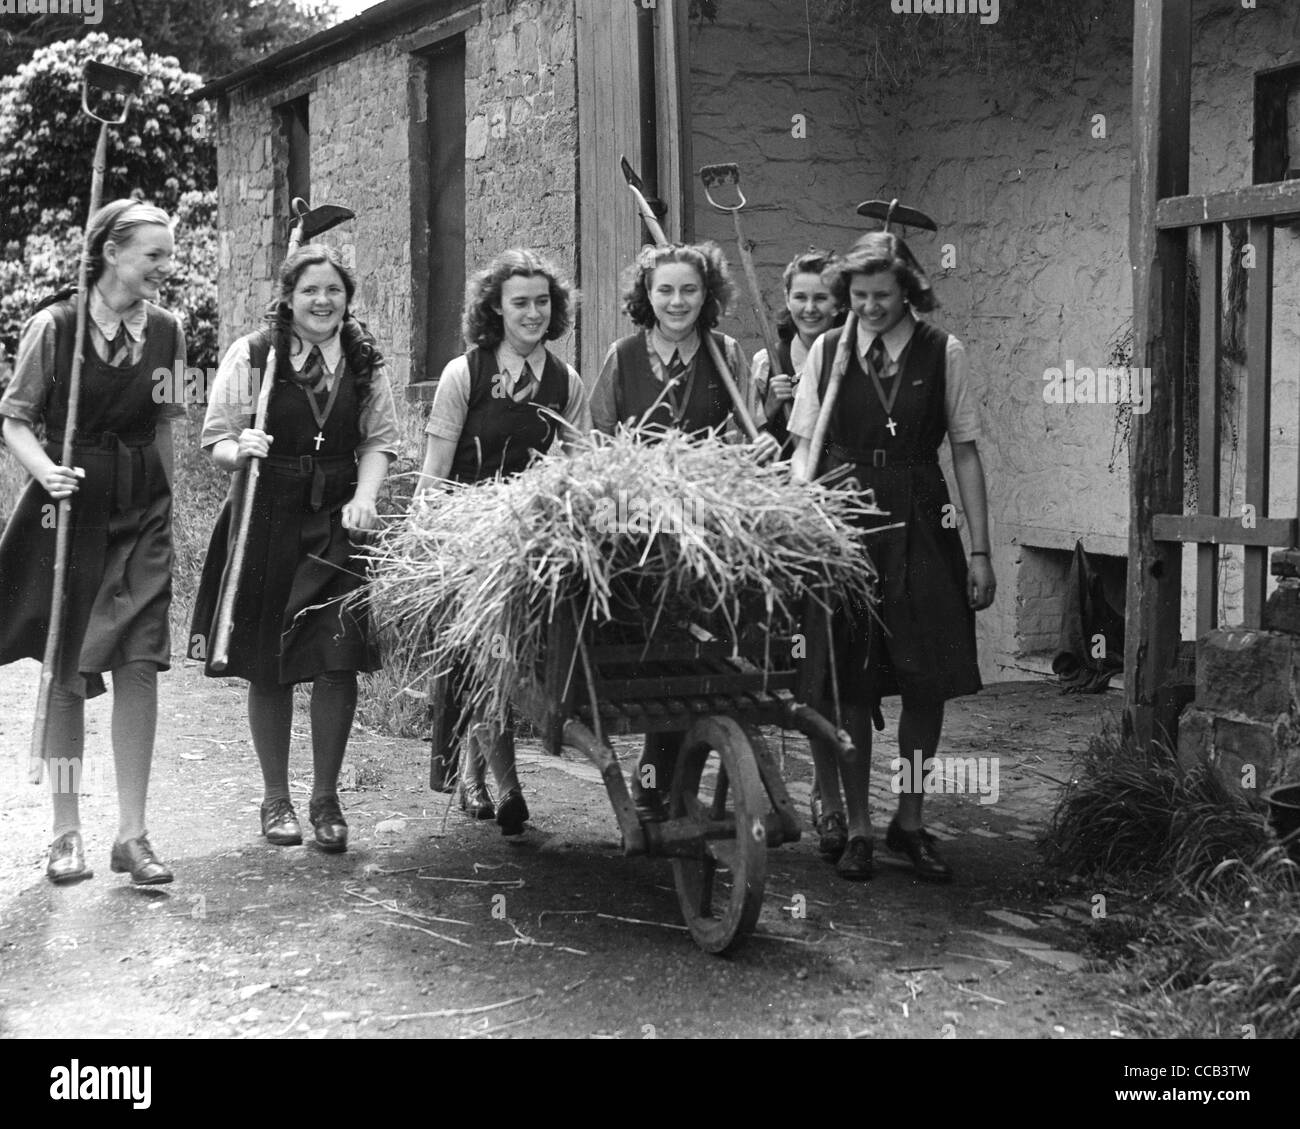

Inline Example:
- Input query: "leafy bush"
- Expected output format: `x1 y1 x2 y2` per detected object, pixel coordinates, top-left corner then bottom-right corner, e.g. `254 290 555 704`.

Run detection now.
0 34 213 246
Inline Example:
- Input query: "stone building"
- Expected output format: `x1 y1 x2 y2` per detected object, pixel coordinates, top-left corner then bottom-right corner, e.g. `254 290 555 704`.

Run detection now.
196 0 1300 692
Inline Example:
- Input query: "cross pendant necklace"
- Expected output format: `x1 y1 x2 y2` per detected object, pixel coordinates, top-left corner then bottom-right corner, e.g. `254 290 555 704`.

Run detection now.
866 343 903 441
302 357 343 455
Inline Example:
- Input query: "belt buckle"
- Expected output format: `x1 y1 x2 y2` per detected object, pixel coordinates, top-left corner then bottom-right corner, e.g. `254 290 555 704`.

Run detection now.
872 449 887 468
298 455 314 474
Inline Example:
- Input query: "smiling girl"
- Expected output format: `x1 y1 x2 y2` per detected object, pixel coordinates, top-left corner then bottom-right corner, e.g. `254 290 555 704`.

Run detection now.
417 248 588 836
751 249 843 451
789 232 994 883
590 242 774 459
0 199 185 885
190 243 398 854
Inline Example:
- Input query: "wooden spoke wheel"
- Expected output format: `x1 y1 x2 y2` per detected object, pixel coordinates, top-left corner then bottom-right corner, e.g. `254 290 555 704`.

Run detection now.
669 715 769 954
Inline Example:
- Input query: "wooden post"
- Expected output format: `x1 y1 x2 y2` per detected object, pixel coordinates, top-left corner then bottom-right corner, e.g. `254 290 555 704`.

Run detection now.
576 0 643 383
1196 223 1222 639
1127 0 1191 752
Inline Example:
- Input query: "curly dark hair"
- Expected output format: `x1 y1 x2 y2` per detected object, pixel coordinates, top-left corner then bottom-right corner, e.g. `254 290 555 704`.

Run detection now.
264 242 384 410
619 241 734 331
824 231 938 314
461 248 577 350
774 247 843 342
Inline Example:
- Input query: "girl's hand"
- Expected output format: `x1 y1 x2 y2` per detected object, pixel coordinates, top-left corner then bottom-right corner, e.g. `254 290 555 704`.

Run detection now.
342 497 379 536
750 431 782 466
235 428 272 463
40 464 80 500
968 555 996 611
764 374 795 415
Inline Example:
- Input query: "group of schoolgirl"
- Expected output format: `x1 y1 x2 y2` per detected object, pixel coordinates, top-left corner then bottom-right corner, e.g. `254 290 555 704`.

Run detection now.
0 196 994 890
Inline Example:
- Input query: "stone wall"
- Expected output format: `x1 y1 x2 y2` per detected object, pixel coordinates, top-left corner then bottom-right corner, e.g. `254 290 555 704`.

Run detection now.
213 0 580 390
687 0 1300 680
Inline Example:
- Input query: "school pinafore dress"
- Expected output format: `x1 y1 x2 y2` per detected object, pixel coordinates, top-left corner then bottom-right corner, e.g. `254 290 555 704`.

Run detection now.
188 333 379 686
609 331 732 435
817 321 981 705
0 299 179 698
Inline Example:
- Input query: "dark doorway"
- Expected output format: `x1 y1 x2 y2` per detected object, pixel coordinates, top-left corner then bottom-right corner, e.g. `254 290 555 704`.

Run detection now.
411 35 467 393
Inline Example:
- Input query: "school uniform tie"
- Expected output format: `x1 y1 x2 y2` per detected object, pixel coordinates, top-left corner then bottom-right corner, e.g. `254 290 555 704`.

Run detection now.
865 336 901 438
511 362 538 403
866 336 888 381
296 344 327 389
106 323 132 367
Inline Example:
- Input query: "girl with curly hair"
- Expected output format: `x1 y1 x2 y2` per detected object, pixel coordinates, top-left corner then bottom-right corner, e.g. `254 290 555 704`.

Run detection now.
591 241 779 821
190 243 399 854
0 199 184 885
789 230 994 883
590 241 777 459
751 248 844 452
416 248 588 835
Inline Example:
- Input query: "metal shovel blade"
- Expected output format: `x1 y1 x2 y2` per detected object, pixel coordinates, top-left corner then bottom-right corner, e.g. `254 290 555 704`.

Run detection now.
856 199 938 233
82 61 145 125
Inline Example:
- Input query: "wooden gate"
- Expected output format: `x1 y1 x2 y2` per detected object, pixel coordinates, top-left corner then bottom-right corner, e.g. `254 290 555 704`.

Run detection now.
1129 0 1300 746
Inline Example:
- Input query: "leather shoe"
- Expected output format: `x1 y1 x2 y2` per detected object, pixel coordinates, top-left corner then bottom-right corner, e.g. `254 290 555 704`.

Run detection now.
260 797 303 846
308 796 349 853
836 836 874 881
459 780 495 820
885 819 953 883
496 788 529 836
815 810 848 862
109 833 174 885
47 830 93 884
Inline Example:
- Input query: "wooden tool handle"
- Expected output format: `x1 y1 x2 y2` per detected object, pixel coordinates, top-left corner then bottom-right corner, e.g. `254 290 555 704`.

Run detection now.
801 312 857 483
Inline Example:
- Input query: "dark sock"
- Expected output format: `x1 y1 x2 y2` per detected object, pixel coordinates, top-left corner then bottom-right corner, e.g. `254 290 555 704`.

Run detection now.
310 670 357 803
248 681 294 804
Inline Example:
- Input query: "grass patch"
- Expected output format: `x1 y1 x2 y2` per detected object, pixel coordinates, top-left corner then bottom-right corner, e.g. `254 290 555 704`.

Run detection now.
1045 724 1300 1038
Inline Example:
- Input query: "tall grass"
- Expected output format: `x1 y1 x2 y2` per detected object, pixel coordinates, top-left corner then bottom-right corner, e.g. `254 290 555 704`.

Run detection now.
1046 725 1300 1038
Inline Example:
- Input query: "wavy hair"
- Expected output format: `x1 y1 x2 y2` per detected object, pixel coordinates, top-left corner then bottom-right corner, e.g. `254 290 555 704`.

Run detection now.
824 231 938 313
264 242 384 410
619 241 734 332
775 247 843 342
461 248 577 350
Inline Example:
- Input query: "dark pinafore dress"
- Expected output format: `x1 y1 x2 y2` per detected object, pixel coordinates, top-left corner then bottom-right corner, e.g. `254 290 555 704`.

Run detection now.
188 333 379 686
610 331 731 435
817 320 981 705
431 345 573 772
449 346 570 483
0 299 178 699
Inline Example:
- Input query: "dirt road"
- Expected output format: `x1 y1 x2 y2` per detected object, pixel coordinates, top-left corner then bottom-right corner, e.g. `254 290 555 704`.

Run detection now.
0 658 1131 1039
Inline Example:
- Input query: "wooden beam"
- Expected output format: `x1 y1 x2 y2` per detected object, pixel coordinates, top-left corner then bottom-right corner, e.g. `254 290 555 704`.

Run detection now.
1152 513 1295 548
576 0 643 387
654 0 688 243
1196 223 1222 638
1244 218 1274 626
1127 0 1191 751
1156 179 1300 228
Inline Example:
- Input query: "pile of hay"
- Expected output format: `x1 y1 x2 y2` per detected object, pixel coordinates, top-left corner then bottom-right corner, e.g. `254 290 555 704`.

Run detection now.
364 428 881 727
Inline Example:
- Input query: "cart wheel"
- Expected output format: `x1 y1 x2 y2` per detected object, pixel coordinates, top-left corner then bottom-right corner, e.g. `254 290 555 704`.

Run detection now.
669 715 769 954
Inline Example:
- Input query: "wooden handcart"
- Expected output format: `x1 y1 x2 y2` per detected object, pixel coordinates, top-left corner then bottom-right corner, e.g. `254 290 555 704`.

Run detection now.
479 600 855 955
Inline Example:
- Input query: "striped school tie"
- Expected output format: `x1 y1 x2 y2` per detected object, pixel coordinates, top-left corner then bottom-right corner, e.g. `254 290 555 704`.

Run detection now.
106 323 131 367
866 335 888 380
295 344 326 389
